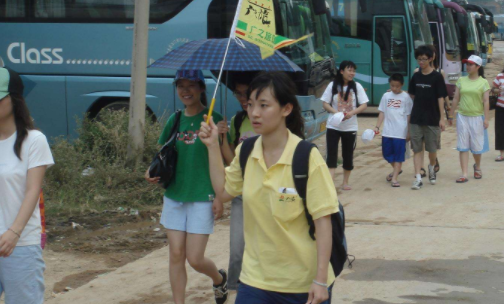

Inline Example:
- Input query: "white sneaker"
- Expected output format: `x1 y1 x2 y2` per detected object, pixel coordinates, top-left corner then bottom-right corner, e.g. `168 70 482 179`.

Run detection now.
428 165 436 185
411 179 423 190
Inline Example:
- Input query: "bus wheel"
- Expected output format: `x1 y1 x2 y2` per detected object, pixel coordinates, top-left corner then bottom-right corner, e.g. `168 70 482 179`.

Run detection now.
94 101 156 122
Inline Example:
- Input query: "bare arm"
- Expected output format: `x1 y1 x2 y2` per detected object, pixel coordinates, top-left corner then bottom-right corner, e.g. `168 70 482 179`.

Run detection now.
200 116 235 203
323 102 337 114
375 112 385 133
449 86 461 120
438 97 446 131
221 136 235 166
0 166 47 257
307 215 332 304
483 90 490 129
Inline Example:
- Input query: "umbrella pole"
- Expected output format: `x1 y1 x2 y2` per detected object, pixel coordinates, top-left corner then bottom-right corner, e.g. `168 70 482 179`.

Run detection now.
224 71 228 120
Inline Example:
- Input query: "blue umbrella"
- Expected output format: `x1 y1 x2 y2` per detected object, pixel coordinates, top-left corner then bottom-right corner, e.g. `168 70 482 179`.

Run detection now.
149 38 303 72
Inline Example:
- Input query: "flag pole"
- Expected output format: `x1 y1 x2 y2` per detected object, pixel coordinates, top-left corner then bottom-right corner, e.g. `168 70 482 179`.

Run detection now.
206 0 244 124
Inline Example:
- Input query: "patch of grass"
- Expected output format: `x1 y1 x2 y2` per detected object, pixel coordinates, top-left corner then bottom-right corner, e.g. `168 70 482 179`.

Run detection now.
44 110 167 215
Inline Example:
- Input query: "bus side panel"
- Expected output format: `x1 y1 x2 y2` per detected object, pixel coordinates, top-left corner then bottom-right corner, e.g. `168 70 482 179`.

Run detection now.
297 96 328 141
22 75 67 140
331 37 374 104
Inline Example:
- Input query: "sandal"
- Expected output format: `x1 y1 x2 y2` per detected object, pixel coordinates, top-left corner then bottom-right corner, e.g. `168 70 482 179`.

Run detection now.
419 168 427 178
391 182 401 187
434 158 440 173
456 176 469 183
473 164 482 179
496 155 504 162
386 170 403 182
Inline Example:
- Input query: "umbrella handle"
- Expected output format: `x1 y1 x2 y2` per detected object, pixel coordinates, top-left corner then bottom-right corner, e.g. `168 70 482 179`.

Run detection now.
207 98 216 124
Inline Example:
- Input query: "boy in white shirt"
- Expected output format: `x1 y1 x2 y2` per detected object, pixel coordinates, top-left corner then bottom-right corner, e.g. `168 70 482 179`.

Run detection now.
375 74 413 187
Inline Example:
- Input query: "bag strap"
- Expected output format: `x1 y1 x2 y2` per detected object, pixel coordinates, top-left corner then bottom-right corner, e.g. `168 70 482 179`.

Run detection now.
292 140 317 240
239 136 260 178
161 110 182 148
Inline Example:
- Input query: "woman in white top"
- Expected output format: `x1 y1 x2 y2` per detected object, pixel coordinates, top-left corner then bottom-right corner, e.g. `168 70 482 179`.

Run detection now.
0 68 54 304
321 61 369 190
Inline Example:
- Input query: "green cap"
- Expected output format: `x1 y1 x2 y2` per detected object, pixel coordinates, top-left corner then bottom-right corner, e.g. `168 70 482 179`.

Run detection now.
0 68 24 100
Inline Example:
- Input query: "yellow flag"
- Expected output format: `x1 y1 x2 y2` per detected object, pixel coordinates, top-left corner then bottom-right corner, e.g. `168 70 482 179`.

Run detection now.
235 0 276 59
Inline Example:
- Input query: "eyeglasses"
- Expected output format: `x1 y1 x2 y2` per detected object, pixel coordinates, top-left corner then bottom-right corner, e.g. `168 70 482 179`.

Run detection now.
234 92 247 99
417 58 430 62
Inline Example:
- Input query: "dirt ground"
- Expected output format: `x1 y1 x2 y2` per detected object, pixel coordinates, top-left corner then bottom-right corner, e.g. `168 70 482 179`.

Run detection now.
3 43 504 304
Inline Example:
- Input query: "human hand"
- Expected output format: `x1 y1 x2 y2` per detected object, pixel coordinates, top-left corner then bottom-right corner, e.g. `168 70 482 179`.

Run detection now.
306 283 329 304
0 229 20 257
484 119 489 129
406 133 411 142
200 115 220 147
217 119 229 135
448 118 453 127
439 120 446 131
145 169 160 184
212 198 224 220
343 112 354 121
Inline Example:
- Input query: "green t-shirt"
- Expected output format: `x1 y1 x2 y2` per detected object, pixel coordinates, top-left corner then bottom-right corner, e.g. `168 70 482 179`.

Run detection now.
456 76 490 117
158 109 228 202
230 115 257 145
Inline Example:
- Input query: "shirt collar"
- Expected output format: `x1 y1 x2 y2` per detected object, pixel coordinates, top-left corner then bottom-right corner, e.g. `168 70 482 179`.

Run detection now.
250 130 302 166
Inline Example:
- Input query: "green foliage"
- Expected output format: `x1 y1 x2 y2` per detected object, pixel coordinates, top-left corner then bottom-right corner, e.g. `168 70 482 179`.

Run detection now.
44 110 167 214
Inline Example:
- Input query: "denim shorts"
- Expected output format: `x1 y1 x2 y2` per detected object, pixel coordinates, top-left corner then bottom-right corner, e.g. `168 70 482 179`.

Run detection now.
0 245 45 304
236 283 333 304
160 196 214 234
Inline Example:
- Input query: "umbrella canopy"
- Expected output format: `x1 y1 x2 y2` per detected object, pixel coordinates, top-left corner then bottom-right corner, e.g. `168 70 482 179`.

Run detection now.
149 38 303 72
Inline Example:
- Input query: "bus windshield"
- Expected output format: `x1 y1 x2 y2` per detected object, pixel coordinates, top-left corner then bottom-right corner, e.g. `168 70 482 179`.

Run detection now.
409 0 434 48
468 15 480 53
442 8 460 53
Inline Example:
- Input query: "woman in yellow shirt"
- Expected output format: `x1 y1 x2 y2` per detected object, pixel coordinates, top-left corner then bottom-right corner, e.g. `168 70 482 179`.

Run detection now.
200 72 339 304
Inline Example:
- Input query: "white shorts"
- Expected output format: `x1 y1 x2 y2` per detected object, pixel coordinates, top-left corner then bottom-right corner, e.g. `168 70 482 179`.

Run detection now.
160 196 214 234
456 114 489 154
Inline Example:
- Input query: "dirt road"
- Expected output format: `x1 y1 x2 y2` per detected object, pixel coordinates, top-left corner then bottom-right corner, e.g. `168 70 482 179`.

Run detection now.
5 44 504 304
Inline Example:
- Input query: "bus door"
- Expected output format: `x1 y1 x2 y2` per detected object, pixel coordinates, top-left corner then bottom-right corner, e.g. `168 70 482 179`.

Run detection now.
372 16 409 104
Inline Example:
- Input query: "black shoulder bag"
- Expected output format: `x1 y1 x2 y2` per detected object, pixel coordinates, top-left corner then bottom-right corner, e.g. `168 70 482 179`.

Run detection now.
149 110 182 189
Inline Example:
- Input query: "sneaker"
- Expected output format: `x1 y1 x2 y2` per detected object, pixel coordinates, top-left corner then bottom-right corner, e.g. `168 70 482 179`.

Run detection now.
411 179 423 190
428 165 436 185
213 269 228 304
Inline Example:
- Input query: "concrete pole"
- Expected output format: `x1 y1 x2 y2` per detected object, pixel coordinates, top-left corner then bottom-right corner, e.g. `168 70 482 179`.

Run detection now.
127 0 150 167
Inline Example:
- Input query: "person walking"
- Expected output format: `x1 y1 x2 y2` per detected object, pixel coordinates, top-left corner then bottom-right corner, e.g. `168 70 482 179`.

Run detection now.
145 70 229 304
321 61 369 190
408 45 448 190
0 67 54 304
375 74 413 187
492 69 504 162
200 72 338 304
449 55 490 182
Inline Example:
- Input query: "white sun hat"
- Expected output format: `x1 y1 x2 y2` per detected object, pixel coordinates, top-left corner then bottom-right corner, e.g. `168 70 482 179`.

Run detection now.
329 112 345 128
361 129 376 144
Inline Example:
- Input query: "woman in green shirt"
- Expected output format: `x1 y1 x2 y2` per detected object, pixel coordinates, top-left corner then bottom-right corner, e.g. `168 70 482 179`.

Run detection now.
449 56 490 183
145 70 229 304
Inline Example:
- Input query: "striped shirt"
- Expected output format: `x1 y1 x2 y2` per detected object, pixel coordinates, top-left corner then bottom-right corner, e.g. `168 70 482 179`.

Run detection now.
492 73 504 108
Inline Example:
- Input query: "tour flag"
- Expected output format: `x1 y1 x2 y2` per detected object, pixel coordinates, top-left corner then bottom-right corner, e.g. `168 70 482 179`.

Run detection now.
234 0 312 59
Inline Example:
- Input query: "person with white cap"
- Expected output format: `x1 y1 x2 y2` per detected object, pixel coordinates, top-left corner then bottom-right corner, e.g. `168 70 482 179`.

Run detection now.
449 55 490 183
375 74 413 187
321 61 369 190
0 67 54 304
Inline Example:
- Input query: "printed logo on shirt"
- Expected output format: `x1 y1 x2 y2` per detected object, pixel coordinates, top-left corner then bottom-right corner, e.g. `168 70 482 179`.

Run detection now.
336 93 355 113
387 99 402 109
177 130 199 145
416 84 432 89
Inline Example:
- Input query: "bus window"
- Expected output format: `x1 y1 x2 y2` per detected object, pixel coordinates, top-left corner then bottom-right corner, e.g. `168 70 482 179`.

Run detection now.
1 0 193 23
1 0 26 18
442 9 459 54
375 17 408 76
407 0 433 48
328 0 372 41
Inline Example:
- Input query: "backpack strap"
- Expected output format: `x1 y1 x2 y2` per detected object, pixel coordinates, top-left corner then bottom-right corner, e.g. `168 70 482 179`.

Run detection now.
292 140 317 240
239 136 260 178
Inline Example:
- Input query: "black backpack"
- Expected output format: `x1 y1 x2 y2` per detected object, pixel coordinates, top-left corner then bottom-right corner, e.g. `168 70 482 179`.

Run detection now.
239 136 353 277
149 110 182 189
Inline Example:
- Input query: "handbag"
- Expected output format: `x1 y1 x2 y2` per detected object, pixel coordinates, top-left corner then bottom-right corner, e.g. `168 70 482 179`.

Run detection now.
490 92 498 110
149 110 182 189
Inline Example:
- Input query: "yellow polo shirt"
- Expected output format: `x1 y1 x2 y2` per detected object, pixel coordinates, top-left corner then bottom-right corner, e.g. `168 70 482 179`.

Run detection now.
224 131 339 293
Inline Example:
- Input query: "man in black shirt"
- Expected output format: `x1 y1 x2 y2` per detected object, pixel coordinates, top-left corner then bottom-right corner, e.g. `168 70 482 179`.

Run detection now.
408 45 448 190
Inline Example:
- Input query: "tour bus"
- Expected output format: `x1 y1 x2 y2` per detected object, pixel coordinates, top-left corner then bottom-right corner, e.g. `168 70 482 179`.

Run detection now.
425 0 461 97
0 0 334 141
327 0 433 105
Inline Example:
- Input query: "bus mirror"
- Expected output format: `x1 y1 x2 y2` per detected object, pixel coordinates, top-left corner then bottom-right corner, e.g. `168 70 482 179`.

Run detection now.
313 0 328 15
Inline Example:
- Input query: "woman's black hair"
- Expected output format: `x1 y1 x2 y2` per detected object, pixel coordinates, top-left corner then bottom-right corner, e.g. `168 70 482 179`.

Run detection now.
175 79 207 107
427 45 439 70
247 72 305 139
332 60 358 103
10 94 35 160
478 65 485 78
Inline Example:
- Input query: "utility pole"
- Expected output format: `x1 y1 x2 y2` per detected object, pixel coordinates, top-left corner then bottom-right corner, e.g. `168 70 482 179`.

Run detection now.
127 0 150 167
